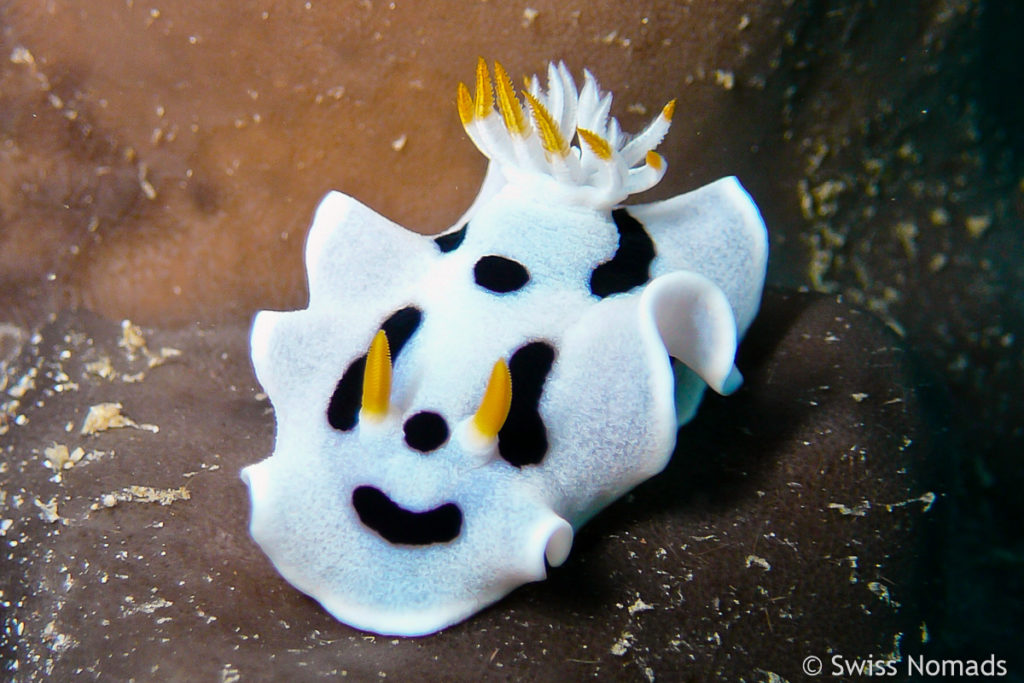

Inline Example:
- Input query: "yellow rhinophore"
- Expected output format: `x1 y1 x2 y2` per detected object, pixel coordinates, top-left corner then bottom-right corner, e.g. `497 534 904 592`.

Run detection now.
472 358 512 440
361 330 392 420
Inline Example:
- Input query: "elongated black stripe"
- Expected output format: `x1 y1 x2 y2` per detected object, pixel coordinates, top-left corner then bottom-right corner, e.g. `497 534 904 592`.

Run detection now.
588 208 655 298
327 307 423 431
498 341 556 467
352 486 462 545
380 306 422 353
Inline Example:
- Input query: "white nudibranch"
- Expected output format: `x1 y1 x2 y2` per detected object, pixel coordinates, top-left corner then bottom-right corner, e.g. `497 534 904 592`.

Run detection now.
242 57 768 637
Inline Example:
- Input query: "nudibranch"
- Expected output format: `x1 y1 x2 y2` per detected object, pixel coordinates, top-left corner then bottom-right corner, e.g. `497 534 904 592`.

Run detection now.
242 59 768 636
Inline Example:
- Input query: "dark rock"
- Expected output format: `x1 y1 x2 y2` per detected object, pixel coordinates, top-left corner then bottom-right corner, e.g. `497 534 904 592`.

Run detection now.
0 290 941 680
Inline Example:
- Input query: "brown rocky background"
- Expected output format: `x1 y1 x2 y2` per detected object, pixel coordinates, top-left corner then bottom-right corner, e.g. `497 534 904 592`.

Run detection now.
2 0 1021 680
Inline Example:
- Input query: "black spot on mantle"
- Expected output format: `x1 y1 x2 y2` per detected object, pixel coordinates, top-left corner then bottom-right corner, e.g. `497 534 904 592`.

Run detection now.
434 224 468 252
589 208 655 298
326 306 423 431
498 341 555 467
474 255 530 294
403 411 450 453
352 486 462 545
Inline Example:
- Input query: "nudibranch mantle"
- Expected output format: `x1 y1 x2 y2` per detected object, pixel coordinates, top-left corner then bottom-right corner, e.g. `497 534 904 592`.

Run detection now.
242 59 768 636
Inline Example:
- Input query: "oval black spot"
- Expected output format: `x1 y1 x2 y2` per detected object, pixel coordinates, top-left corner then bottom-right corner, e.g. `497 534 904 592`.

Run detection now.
327 306 423 431
352 485 462 545
474 255 530 294
498 342 556 467
434 224 468 252
403 411 450 452
589 208 655 298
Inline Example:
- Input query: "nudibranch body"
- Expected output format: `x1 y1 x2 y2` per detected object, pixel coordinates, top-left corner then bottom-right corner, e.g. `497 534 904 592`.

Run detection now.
242 59 768 636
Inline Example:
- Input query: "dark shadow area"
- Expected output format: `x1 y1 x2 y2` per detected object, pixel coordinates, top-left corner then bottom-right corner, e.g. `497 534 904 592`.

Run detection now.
975 3 1024 156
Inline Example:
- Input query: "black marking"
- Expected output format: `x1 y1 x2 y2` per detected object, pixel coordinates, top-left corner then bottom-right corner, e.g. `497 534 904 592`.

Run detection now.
327 356 366 432
434 224 468 252
589 208 655 298
352 485 462 545
474 255 531 294
403 411 450 452
498 342 556 467
380 306 422 354
327 306 423 431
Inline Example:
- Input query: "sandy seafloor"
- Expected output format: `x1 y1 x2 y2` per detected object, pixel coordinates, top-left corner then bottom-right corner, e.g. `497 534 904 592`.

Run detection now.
1 0 1022 679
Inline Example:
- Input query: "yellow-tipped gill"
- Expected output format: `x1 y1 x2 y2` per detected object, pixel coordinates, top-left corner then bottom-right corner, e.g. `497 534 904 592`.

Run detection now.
456 81 474 125
361 330 392 421
494 61 528 136
577 128 613 160
645 150 664 170
472 358 512 440
474 56 494 120
662 99 676 122
523 90 569 157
